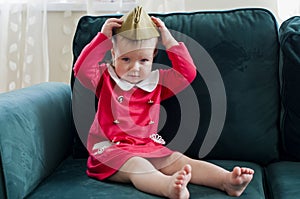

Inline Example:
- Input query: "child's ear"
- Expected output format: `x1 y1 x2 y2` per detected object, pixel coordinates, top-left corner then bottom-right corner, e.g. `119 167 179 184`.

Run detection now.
153 48 158 57
110 49 116 67
111 49 115 59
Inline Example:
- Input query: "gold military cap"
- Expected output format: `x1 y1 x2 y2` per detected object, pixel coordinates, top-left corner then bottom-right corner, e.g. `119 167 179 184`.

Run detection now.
114 6 160 40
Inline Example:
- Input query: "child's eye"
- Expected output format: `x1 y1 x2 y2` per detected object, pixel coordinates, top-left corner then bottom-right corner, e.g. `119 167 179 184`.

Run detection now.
121 58 130 62
140 59 149 63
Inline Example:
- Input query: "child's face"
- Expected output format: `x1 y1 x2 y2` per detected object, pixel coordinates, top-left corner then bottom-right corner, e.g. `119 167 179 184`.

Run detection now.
112 36 157 84
113 48 155 84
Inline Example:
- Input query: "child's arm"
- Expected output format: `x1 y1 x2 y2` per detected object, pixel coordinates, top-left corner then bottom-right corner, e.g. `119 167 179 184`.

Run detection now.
101 18 123 39
151 17 197 100
73 18 122 92
151 16 179 49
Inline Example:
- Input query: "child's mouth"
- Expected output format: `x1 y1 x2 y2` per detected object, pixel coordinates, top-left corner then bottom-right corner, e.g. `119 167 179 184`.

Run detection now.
128 74 139 78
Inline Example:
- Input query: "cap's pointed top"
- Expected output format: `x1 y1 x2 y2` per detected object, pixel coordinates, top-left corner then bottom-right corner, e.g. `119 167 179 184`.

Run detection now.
114 6 160 40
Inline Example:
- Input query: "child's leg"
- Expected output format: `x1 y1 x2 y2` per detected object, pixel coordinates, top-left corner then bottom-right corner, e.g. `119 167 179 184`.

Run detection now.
108 156 192 199
150 152 254 197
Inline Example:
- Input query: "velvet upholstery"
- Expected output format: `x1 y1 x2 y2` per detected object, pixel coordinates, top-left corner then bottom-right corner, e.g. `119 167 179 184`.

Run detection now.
0 82 73 198
266 162 300 199
279 16 300 161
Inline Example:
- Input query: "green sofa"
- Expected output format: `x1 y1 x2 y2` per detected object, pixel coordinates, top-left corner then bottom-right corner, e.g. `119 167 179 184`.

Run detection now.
0 8 299 199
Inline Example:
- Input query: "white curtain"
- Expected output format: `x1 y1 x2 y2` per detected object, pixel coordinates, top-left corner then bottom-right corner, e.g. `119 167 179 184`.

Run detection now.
0 0 49 93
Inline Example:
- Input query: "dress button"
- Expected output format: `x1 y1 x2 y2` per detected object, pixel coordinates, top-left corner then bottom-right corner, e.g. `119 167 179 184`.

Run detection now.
117 96 124 103
148 99 154 104
113 119 120 124
148 120 155 125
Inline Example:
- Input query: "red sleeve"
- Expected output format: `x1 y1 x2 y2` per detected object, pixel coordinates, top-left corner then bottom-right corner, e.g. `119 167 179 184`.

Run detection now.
160 42 197 100
73 33 113 92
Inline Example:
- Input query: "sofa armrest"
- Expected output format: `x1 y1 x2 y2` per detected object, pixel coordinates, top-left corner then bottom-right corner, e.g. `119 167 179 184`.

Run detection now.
0 82 73 199
279 16 300 160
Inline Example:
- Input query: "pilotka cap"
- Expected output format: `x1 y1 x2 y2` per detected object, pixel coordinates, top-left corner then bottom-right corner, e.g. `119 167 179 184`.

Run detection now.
114 6 160 40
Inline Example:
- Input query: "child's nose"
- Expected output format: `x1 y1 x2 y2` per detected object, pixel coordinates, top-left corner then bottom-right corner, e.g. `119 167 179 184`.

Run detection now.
131 62 140 71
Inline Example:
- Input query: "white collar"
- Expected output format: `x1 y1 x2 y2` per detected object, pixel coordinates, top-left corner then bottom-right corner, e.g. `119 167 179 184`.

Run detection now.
108 65 159 92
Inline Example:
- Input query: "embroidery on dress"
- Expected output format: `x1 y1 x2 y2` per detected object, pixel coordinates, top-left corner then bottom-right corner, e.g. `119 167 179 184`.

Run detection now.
150 134 166 145
92 141 113 155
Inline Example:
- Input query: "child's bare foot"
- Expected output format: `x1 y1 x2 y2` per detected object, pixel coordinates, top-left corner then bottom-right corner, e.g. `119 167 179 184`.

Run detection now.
168 164 192 199
224 167 254 197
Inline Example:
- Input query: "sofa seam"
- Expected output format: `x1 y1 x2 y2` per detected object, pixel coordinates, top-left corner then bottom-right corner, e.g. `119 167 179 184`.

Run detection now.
0 147 8 199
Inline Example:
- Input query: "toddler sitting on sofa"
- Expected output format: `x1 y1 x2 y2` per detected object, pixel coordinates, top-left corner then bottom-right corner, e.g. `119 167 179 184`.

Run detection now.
73 6 254 199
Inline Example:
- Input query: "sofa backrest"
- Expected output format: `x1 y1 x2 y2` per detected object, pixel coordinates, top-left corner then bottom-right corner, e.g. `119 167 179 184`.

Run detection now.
71 8 280 165
279 16 300 161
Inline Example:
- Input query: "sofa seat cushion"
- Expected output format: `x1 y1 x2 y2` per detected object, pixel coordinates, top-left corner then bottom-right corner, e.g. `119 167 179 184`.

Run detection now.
26 157 162 199
266 161 300 199
26 158 265 199
195 160 266 199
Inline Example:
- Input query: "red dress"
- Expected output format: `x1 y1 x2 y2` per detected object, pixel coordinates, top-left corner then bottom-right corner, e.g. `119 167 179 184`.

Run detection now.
74 33 197 180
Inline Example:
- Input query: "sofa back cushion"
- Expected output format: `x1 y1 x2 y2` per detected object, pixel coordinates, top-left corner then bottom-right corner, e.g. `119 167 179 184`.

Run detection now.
279 16 300 160
71 8 280 165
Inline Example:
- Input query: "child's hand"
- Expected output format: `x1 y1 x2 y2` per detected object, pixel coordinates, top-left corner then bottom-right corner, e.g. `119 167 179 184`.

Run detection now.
151 16 179 49
101 18 123 39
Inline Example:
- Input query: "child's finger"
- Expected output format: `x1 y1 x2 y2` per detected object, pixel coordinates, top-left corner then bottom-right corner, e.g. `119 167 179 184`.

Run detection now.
151 16 162 27
110 22 123 28
107 18 123 23
108 19 123 26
